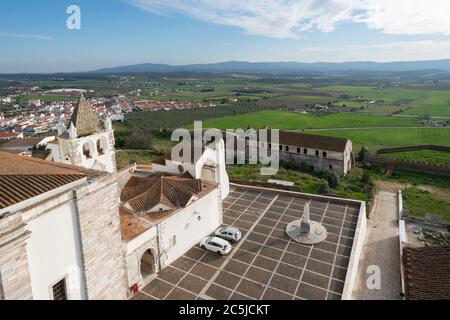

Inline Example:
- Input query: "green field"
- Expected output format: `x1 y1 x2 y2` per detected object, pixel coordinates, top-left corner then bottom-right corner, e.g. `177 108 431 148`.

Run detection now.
403 188 450 224
20 94 77 103
201 110 420 130
380 149 450 167
307 127 450 150
317 85 450 116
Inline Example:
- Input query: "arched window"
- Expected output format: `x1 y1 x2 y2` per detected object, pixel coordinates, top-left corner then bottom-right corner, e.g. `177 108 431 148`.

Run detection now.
323 151 327 158
315 150 319 156
97 138 107 155
285 146 289 152
82 142 93 159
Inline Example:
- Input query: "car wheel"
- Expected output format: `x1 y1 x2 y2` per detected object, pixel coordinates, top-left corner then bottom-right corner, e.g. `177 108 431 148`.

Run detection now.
201 245 205 249
217 251 222 255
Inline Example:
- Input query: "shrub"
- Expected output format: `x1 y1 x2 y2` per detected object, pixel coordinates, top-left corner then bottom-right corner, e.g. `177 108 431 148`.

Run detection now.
322 170 340 188
318 181 332 194
356 147 368 162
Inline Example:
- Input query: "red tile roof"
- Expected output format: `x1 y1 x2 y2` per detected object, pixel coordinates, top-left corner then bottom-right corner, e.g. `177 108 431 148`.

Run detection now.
121 172 203 214
0 152 98 210
0 174 85 209
403 245 450 300
0 132 22 138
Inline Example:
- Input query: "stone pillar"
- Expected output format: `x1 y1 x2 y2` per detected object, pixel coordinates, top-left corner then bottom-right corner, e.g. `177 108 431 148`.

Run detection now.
0 214 33 300
73 175 126 300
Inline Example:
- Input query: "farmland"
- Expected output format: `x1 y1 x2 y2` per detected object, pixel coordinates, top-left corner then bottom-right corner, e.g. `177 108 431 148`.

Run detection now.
305 127 450 151
317 85 450 117
200 109 420 130
379 149 450 167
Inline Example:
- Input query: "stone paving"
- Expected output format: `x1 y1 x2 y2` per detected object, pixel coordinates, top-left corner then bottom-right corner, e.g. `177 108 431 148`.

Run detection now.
134 186 361 300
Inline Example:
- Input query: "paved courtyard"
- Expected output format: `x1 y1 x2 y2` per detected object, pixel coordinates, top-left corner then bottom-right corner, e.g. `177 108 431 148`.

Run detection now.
134 186 362 300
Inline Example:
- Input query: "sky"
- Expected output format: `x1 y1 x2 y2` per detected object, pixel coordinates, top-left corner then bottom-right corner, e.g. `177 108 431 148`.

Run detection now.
1 0 450 73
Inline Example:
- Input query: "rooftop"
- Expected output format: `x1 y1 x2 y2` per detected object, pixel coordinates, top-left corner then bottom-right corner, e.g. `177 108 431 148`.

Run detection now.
119 171 216 241
403 245 450 300
0 151 99 210
67 94 101 136
267 130 350 153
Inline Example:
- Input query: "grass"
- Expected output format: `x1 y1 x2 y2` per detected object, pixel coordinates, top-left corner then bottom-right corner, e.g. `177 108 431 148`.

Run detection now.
201 110 420 130
227 164 323 194
226 164 371 201
317 85 450 117
368 167 450 190
380 149 450 167
306 127 450 151
115 149 160 170
403 188 450 224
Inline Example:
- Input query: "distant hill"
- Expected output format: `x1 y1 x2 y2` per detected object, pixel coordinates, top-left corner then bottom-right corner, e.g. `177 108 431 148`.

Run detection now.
94 59 450 74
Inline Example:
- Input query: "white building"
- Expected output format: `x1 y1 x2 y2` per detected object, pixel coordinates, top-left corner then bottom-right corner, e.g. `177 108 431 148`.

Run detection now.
0 94 230 300
47 94 116 173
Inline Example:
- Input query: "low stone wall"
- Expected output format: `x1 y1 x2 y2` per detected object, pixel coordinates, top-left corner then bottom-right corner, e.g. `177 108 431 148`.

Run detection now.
376 145 450 154
364 154 450 176
230 179 304 193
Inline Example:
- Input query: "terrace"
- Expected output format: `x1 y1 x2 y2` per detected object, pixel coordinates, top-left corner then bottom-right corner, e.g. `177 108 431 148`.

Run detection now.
133 184 366 300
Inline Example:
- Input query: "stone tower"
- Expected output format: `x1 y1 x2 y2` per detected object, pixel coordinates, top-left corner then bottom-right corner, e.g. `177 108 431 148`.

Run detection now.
48 94 117 173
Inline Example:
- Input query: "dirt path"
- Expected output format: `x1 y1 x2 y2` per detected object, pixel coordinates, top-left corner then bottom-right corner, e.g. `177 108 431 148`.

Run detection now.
352 190 401 300
376 180 450 200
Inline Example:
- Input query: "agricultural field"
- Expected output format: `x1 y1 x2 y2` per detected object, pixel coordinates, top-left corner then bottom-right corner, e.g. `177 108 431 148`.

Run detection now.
19 94 78 103
201 109 420 130
403 188 450 224
307 127 450 151
317 85 450 117
379 149 450 167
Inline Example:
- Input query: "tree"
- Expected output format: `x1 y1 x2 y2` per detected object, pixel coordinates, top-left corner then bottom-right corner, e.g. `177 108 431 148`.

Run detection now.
323 170 339 189
357 147 368 162
361 171 372 184
129 129 153 150
318 181 331 195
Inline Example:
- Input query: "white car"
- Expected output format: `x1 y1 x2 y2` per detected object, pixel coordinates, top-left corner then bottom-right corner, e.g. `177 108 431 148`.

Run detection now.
199 236 232 255
214 226 242 243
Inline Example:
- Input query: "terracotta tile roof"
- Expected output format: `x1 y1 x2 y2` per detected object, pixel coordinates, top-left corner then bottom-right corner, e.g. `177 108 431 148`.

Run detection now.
121 172 203 214
403 245 450 300
266 130 349 153
119 207 151 242
0 174 85 209
0 151 95 176
67 94 101 136
0 132 22 138
0 151 99 210
0 137 43 149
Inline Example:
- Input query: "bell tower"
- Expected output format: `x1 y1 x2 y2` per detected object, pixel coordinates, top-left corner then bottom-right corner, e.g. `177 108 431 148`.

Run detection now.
48 94 117 173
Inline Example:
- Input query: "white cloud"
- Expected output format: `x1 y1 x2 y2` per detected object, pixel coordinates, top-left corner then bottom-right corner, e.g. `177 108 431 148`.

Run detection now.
0 32 55 41
295 40 450 62
127 0 450 38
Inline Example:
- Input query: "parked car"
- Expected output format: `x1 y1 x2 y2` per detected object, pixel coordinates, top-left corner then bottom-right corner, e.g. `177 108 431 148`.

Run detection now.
199 236 232 255
214 226 242 243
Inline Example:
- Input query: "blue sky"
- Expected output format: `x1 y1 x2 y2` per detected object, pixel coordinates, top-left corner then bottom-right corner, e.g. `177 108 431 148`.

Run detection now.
1 0 450 73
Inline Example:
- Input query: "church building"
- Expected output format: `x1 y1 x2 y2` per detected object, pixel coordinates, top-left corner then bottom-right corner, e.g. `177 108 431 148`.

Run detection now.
0 94 229 300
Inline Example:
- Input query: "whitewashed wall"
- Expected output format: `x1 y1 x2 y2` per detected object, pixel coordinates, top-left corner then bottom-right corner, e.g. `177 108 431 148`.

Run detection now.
25 199 85 300
159 189 221 267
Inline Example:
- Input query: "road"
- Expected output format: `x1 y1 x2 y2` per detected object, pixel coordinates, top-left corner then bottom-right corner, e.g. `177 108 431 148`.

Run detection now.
352 191 402 300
